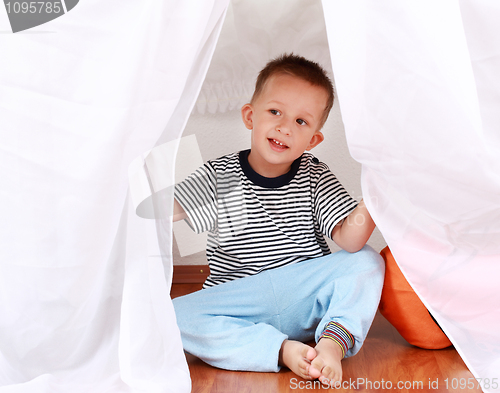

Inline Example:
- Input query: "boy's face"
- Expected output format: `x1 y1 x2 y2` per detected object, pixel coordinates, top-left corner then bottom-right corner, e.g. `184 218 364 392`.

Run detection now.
241 73 327 178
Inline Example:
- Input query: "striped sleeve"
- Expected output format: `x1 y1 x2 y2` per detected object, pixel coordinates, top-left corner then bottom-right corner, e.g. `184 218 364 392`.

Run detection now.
174 163 217 234
312 165 358 239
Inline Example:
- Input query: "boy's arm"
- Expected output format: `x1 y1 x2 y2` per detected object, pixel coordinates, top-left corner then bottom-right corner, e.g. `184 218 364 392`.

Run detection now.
173 198 188 222
331 199 376 253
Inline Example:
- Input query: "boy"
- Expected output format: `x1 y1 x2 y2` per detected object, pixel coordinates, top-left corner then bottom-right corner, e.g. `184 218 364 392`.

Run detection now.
172 54 384 386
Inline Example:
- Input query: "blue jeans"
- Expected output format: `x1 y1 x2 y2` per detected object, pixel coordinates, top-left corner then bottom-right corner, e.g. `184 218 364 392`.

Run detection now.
172 245 384 372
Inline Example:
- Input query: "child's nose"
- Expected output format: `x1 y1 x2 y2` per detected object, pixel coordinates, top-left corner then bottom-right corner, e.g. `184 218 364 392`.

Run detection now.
276 119 292 135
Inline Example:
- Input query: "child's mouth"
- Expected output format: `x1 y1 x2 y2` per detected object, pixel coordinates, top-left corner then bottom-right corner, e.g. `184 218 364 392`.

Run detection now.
268 138 288 151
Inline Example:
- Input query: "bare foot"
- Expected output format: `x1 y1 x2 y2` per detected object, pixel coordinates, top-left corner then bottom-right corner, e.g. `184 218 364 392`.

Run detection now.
278 340 316 380
307 338 343 387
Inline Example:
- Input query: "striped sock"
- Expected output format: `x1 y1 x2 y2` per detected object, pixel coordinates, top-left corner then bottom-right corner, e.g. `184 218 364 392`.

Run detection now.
319 321 354 358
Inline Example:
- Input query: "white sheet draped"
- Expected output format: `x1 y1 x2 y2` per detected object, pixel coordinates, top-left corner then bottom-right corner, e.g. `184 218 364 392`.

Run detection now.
0 1 228 391
323 1 500 391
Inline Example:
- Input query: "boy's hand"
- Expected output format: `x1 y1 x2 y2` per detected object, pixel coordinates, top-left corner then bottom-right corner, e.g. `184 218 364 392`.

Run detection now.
331 199 375 253
173 198 188 222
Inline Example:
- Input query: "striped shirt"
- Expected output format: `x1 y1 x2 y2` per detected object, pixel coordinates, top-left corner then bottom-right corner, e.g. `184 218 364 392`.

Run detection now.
174 150 358 288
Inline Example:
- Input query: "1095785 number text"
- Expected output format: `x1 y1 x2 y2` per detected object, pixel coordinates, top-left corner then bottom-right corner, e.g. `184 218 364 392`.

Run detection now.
444 377 498 390
5 2 62 14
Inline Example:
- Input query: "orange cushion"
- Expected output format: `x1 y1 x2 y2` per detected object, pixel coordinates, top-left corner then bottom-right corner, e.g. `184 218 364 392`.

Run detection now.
378 246 452 349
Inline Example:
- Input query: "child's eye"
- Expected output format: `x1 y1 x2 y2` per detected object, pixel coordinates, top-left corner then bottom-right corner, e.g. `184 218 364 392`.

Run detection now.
296 119 307 125
270 109 281 116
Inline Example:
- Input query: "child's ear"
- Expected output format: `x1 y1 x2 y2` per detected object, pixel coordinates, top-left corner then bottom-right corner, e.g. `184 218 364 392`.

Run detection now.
306 131 324 150
241 104 254 130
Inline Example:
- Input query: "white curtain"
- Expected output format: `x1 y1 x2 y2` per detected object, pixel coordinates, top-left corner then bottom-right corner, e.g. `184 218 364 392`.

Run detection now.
0 1 228 392
322 1 500 391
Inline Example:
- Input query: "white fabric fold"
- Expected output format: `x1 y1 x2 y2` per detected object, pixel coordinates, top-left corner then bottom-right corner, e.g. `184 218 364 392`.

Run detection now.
323 1 500 391
0 0 228 391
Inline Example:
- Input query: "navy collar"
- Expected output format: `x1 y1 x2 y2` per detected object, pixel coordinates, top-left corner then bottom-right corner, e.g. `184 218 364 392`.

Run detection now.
239 149 301 188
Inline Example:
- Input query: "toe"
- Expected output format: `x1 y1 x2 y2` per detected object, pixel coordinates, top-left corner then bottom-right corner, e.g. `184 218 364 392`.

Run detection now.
321 376 340 389
297 360 313 380
296 352 314 380
305 346 316 362
308 364 322 379
331 374 342 389
310 355 325 372
320 366 333 380
323 370 342 388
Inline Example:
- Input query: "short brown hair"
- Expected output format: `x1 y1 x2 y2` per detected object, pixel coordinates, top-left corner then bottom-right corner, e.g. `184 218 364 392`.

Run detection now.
251 53 334 127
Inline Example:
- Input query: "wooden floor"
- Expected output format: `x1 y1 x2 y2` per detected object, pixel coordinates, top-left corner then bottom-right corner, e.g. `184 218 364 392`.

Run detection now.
171 284 482 393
